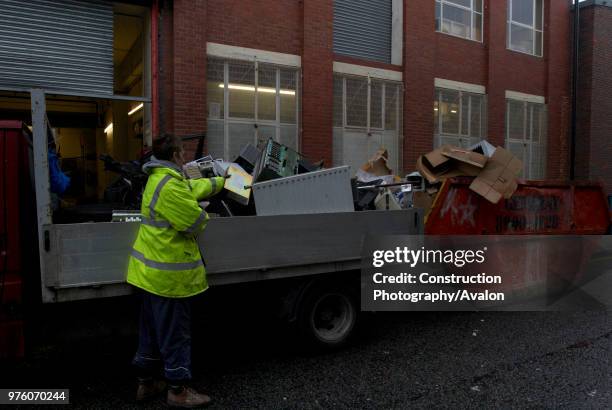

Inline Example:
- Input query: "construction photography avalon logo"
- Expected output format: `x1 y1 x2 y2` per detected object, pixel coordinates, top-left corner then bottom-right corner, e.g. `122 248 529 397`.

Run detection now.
0 0 611 408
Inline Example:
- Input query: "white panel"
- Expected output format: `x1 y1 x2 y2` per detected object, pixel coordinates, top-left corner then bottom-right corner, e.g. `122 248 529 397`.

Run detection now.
382 130 399 174
228 123 255 161
333 62 403 82
256 125 276 148
279 125 297 151
391 0 403 65
505 90 545 104
207 42 301 67
207 119 225 159
333 127 344 166
342 130 383 175
435 78 486 94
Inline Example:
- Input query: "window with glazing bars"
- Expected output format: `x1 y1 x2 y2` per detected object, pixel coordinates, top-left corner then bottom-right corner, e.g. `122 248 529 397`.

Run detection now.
508 0 544 57
206 57 299 160
434 88 486 149
505 99 547 179
333 74 403 174
435 0 483 41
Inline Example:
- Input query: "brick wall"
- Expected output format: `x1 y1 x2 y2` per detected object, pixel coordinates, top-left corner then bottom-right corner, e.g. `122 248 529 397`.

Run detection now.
157 0 208 157
403 0 568 175
157 0 571 177
207 0 302 56
158 0 174 138
576 7 593 181
301 0 334 165
403 0 436 169
545 0 571 179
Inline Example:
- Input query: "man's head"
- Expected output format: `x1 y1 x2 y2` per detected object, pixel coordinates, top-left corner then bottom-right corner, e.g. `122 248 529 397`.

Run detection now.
152 134 185 167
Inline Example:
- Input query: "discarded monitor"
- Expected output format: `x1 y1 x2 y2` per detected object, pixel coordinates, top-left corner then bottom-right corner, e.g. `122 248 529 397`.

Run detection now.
234 144 261 174
253 138 301 182
223 163 253 206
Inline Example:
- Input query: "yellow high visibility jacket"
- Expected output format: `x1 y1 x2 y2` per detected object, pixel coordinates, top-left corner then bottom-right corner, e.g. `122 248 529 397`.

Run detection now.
126 159 225 297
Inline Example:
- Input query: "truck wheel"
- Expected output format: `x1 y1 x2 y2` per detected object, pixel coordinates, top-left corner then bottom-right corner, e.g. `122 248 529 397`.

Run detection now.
297 284 358 349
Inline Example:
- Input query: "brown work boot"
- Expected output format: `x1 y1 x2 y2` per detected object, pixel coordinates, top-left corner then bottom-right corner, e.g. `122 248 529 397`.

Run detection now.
136 378 167 402
167 386 212 408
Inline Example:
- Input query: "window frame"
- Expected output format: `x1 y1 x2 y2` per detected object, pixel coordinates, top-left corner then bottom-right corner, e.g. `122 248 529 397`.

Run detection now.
433 86 487 149
435 0 484 43
333 73 404 172
507 0 544 57
505 97 547 179
336 74 403 133
206 57 300 159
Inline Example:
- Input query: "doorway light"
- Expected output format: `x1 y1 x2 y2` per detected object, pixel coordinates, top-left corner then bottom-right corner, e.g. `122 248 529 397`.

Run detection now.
128 103 144 116
218 83 295 95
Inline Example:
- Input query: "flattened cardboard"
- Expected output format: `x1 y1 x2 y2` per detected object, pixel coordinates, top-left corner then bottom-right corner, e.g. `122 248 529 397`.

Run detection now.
468 146 523 204
468 139 496 157
413 191 435 212
441 146 487 168
424 145 451 168
361 148 392 176
416 144 487 184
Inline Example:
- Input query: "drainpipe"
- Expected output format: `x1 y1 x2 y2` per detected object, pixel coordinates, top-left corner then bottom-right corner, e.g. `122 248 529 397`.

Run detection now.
151 0 159 138
570 0 580 180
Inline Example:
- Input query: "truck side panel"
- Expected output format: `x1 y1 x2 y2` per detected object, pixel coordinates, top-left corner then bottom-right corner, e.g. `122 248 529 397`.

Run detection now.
41 210 422 302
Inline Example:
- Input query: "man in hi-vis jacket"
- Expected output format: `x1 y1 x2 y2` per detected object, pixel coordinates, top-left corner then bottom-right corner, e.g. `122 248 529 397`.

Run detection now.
127 134 225 408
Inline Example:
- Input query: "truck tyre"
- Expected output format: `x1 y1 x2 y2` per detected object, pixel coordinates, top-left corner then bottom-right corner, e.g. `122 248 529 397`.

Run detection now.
296 282 358 349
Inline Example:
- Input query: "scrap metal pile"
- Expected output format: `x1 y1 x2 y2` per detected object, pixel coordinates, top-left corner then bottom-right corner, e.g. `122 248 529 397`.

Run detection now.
183 138 523 218
183 138 348 217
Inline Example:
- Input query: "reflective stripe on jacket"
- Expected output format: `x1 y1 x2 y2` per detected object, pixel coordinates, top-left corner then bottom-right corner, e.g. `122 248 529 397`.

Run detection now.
126 158 225 298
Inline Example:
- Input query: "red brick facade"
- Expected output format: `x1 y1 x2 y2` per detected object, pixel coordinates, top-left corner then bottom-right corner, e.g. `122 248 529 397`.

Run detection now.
576 2 612 194
156 0 572 177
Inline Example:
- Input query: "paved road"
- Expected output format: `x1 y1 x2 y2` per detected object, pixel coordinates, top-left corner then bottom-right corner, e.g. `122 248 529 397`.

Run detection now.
0 292 612 409
3 304 611 409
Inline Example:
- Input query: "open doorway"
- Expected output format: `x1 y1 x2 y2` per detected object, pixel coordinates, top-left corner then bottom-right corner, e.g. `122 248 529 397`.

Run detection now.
0 2 152 223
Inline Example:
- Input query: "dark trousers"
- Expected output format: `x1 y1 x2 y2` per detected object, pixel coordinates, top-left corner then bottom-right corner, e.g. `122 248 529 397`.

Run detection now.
132 291 192 382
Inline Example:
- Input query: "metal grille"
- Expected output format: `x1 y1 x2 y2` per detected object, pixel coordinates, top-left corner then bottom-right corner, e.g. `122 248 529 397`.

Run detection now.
207 57 225 119
0 0 113 95
279 68 296 124
385 84 398 130
258 63 276 121
370 80 382 129
333 76 343 127
334 0 392 64
345 77 367 128
434 88 486 148
333 74 403 172
207 58 299 159
505 99 547 179
228 60 255 119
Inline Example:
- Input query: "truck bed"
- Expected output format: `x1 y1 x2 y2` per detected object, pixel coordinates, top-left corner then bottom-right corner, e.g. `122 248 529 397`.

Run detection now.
41 209 423 303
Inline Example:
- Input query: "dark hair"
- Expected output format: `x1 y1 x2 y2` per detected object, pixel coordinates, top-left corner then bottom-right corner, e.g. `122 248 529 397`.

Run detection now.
152 134 182 161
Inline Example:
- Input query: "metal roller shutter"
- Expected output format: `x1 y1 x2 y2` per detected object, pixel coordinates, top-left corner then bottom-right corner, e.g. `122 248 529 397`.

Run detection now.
0 0 113 96
334 0 392 64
